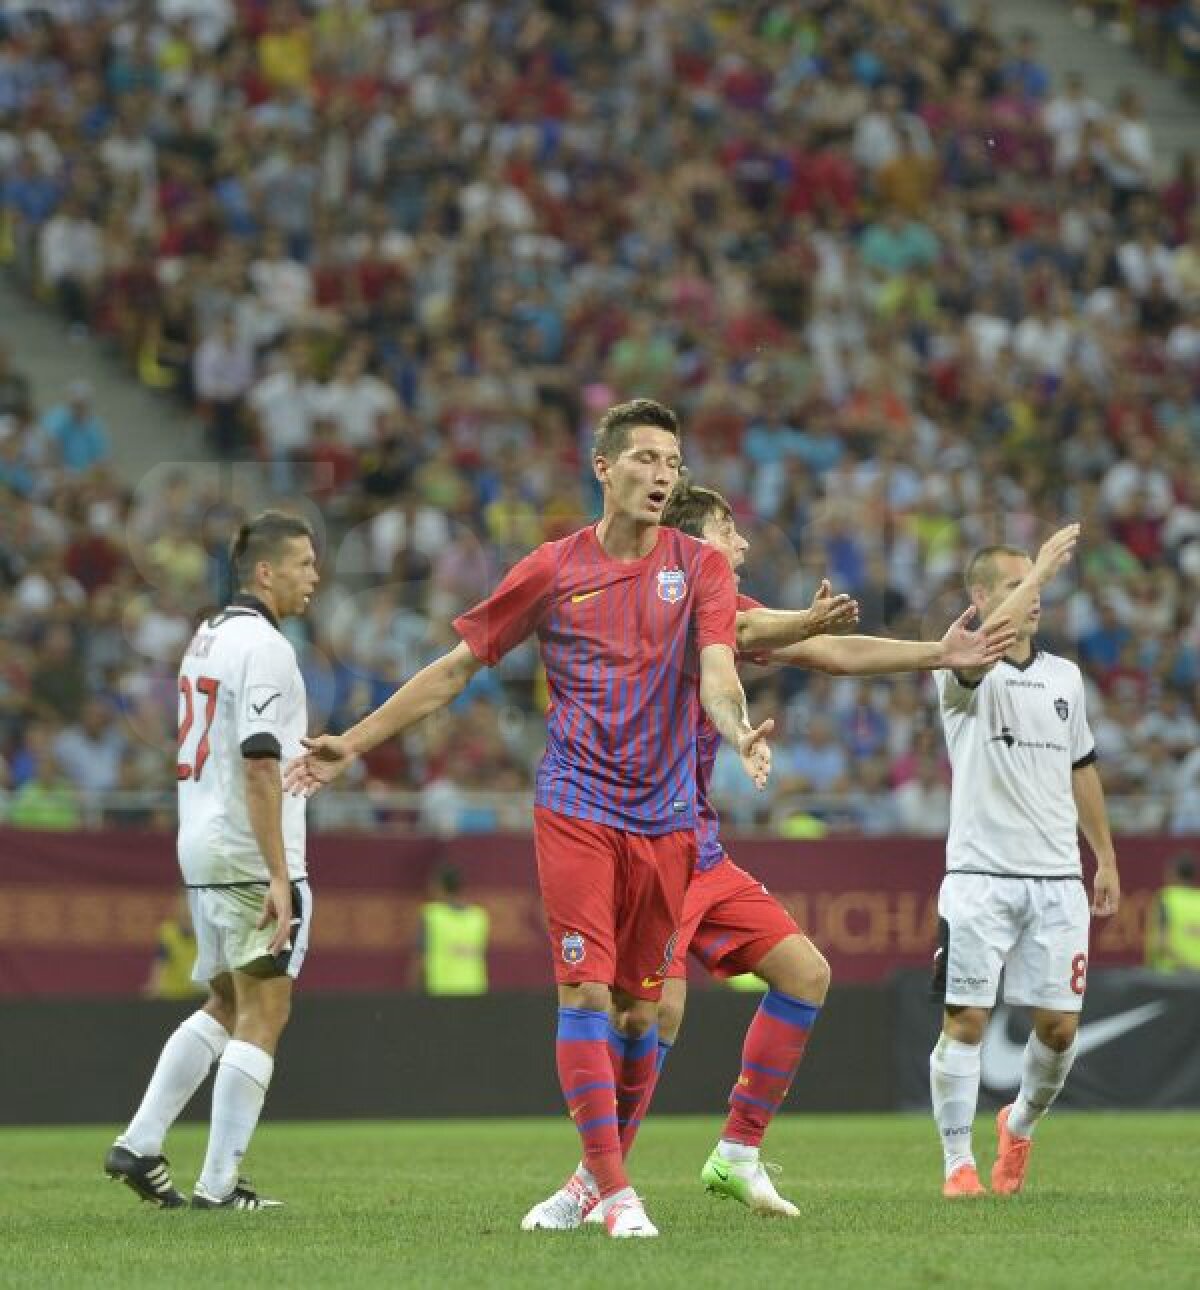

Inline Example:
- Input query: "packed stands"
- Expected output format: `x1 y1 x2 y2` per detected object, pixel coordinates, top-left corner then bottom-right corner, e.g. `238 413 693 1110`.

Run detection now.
0 0 1196 836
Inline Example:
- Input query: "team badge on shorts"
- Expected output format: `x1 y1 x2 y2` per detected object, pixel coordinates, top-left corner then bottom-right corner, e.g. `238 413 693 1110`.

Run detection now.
561 931 586 965
655 931 679 978
1054 697 1069 720
656 568 687 603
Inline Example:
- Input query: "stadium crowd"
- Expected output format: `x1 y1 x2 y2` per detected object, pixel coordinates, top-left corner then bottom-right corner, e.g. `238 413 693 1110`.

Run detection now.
1069 1 1200 89
0 0 1197 837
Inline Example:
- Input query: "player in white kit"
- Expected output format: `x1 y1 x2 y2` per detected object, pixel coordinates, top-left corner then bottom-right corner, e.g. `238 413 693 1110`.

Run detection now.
930 525 1120 1198
105 512 319 1210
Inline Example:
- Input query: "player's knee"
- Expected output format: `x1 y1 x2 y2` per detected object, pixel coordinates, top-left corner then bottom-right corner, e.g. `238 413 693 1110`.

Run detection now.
796 945 832 1002
204 979 236 1032
615 997 658 1040
944 1006 987 1046
1036 1015 1078 1052
656 1000 684 1044
203 994 236 1034
759 937 830 1004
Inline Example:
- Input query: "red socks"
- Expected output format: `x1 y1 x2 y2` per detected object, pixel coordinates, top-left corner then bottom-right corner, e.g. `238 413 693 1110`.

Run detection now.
557 1008 626 1196
723 990 820 1148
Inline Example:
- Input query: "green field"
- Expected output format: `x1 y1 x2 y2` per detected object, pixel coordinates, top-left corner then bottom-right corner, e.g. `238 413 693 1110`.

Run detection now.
2 1115 1197 1289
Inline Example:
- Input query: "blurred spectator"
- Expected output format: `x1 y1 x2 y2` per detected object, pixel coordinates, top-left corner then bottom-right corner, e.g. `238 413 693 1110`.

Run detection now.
413 866 489 996
1145 853 1200 972
144 892 204 1000
891 757 953 836
777 714 849 796
192 314 255 457
6 755 82 830
41 381 109 473
52 698 127 800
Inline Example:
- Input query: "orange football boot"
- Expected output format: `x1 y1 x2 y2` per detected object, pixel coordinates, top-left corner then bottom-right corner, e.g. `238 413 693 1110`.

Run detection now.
991 1104 1032 1195
942 1163 986 1198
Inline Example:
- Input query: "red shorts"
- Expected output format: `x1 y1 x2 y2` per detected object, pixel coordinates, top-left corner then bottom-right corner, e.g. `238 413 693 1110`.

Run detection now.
667 855 800 980
533 806 695 1001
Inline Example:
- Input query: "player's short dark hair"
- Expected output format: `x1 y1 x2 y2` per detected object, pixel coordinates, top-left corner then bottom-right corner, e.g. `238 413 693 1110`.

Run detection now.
592 398 680 461
660 480 732 539
230 511 315 588
964 544 1029 593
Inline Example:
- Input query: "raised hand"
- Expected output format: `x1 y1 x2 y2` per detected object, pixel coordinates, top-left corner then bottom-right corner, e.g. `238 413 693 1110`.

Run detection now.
282 733 356 798
737 716 774 790
939 607 1018 671
808 579 860 636
1033 523 1081 586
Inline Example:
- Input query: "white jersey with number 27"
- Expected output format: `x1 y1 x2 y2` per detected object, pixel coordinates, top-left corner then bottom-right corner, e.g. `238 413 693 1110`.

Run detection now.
935 649 1096 879
176 602 307 886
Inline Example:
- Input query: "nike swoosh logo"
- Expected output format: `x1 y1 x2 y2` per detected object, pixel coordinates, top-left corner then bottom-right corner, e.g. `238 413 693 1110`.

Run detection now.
641 976 663 990
980 1001 1169 1090
709 1165 730 1182
251 693 281 716
571 590 604 604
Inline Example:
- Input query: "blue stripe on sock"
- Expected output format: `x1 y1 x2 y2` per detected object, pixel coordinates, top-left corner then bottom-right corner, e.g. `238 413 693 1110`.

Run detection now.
761 989 821 1029
606 1024 658 1063
577 1115 619 1133
558 1007 610 1042
623 1026 658 1063
564 1080 615 1100
730 1091 779 1113
655 1039 673 1073
744 1059 792 1080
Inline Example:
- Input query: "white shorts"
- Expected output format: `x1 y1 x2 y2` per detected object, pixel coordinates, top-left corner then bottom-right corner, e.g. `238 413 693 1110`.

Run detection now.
187 879 313 984
934 872 1089 1012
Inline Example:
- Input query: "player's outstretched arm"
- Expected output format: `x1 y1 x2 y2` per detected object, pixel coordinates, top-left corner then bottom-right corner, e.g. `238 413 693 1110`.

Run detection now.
736 579 859 653
283 642 485 797
698 643 773 790
769 607 1017 675
243 756 293 955
956 522 1080 683
1072 762 1120 916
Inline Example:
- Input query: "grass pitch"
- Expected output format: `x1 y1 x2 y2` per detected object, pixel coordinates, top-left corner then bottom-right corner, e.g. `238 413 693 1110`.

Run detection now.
2 1115 1197 1289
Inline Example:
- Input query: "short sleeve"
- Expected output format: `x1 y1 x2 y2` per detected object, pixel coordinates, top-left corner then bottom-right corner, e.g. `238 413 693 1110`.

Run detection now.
453 544 556 666
733 592 771 666
236 638 295 758
692 546 737 652
935 667 982 715
1069 670 1096 768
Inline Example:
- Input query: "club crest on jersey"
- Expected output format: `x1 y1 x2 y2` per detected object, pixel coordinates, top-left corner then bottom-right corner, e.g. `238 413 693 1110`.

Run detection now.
561 932 586 965
656 568 687 603
1054 697 1069 721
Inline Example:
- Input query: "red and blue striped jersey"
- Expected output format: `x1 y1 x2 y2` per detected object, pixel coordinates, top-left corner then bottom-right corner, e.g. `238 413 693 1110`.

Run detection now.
453 524 737 835
695 593 764 871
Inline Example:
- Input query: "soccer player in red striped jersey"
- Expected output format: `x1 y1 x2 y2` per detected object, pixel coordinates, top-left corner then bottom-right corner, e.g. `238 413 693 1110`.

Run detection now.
285 401 773 1238
526 481 1014 1225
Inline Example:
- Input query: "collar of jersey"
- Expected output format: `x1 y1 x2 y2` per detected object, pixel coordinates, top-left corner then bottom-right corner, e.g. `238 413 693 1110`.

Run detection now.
1000 646 1038 673
232 592 281 632
587 522 667 568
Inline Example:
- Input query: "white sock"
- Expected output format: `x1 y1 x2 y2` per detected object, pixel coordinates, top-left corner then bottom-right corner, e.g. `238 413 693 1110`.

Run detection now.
717 1139 759 1164
197 1040 274 1199
121 1011 229 1157
930 1034 981 1177
574 1162 596 1192
1008 1035 1077 1139
600 1184 637 1215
